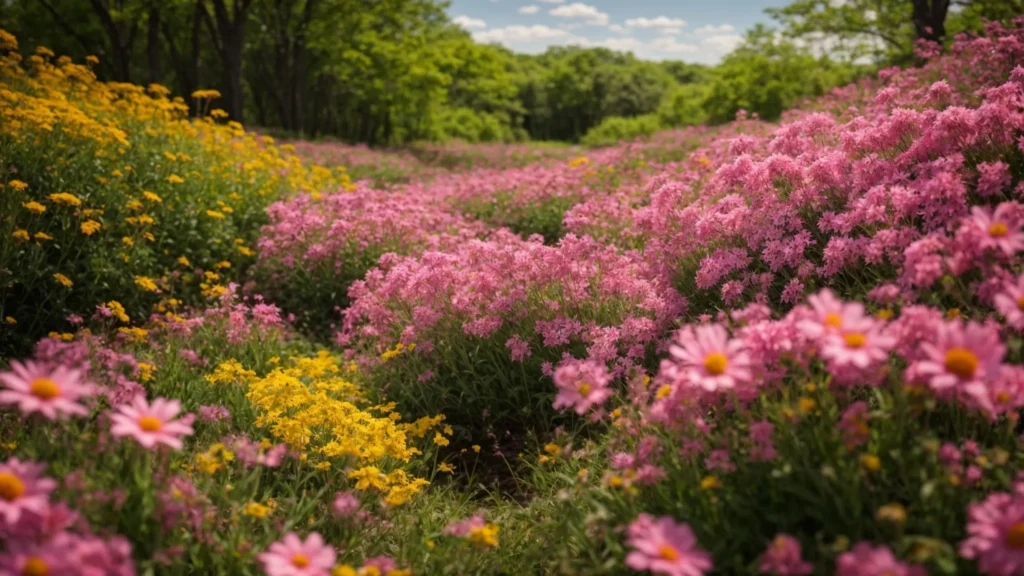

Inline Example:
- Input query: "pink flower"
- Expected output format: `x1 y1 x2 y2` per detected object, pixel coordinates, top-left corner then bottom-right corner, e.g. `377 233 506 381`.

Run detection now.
960 492 1024 576
625 514 712 576
759 534 812 575
257 532 336 576
667 324 752 392
332 492 360 518
909 320 1004 396
0 458 56 525
362 556 397 573
838 402 870 448
819 317 895 371
0 360 93 419
0 534 72 576
552 359 614 415
109 397 194 451
443 513 485 537
994 274 1024 331
797 289 868 341
967 204 1024 256
835 542 925 576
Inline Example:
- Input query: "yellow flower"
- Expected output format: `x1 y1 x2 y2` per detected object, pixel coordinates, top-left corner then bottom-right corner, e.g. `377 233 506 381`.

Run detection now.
122 237 134 246
700 475 721 490
8 180 27 191
349 467 388 492
4 317 15 325
433 432 449 447
134 276 158 292
80 220 101 236
472 445 481 453
237 245 254 256
543 443 560 456
468 524 500 548
33 232 53 241
860 454 881 472
12 230 29 241
167 174 185 184
48 193 81 207
138 362 156 382
142 190 162 203
438 463 454 474
85 55 99 64
23 201 46 214
117 327 149 343
53 273 73 288
177 256 191 267
107 301 129 323
332 566 357 576
206 210 225 220
215 260 231 269
243 502 271 518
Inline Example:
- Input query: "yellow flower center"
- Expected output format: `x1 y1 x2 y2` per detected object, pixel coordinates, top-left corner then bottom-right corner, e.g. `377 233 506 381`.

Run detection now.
138 416 163 432
1017 297 1024 311
843 332 867 349
577 382 591 396
29 378 59 399
291 554 310 568
989 222 1009 237
944 348 979 380
658 544 680 561
21 557 48 576
1005 522 1024 549
824 313 843 328
0 472 25 501
703 353 728 376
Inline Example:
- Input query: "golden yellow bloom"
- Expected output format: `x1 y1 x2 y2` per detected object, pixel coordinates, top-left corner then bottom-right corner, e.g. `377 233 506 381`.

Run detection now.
12 230 29 241
23 201 46 214
332 566 357 576
80 220 101 236
53 273 72 288
215 260 231 269
177 256 191 267
48 193 81 207
117 327 148 343
107 301 129 322
7 180 27 191
206 210 225 220
860 454 881 472
438 463 454 474
138 362 156 382
349 467 388 492
4 317 15 325
122 237 134 246
191 89 222 99
142 190 162 203
33 232 53 241
472 445 481 453
433 432 449 447
125 200 143 211
237 245 254 256
469 524 500 548
543 443 560 456
85 55 99 65
243 502 271 518
700 475 721 490
134 276 158 292
167 174 184 184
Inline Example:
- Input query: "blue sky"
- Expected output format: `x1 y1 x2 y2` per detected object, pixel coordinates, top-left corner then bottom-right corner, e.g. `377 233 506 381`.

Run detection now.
447 0 787 64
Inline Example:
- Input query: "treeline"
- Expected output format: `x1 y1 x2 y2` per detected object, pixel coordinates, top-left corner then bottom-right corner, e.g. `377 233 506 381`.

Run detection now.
0 0 1019 146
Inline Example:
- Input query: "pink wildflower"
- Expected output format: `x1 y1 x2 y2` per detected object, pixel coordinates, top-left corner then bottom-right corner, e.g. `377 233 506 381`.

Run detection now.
835 542 925 576
667 324 752 392
257 532 336 576
967 204 1024 257
910 320 1004 396
0 360 93 419
0 535 71 576
960 492 1024 576
109 396 194 451
443 514 486 537
819 316 895 371
0 458 56 525
994 274 1024 331
332 492 360 519
797 289 868 341
625 514 712 576
838 402 870 448
758 534 812 575
552 359 614 415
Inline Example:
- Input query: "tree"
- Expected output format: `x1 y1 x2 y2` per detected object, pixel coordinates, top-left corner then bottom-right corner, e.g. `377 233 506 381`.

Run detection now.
200 0 254 122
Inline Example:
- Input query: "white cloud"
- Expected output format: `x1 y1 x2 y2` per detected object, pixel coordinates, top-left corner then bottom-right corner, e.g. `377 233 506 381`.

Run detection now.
453 15 487 30
538 0 565 3
659 27 682 36
624 16 687 29
608 24 626 33
518 4 540 14
700 34 744 52
473 24 577 43
549 3 609 26
694 24 736 36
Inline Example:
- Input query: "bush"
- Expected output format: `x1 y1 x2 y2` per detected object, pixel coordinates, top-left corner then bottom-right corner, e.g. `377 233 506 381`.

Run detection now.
581 114 663 147
0 39 349 354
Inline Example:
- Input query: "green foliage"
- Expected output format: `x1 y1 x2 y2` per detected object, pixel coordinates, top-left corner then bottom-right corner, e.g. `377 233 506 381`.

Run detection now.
657 83 711 128
581 114 663 148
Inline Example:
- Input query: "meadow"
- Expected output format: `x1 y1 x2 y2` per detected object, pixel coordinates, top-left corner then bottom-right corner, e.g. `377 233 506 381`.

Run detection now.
3 20 1024 576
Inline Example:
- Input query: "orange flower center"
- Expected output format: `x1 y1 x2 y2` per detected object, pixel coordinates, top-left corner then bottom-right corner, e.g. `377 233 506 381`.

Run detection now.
1005 522 1024 549
21 557 48 576
703 353 728 376
989 222 1009 237
29 378 59 399
138 416 163 432
824 313 843 328
998 391 1012 404
843 332 867 349
291 553 310 568
0 472 25 501
658 544 680 561
577 382 591 396
1017 297 1024 311
944 348 979 380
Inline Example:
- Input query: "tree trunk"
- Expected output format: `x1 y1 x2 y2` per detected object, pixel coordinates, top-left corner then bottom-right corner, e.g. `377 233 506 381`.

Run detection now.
147 5 161 85
206 0 253 123
912 0 951 44
87 0 137 82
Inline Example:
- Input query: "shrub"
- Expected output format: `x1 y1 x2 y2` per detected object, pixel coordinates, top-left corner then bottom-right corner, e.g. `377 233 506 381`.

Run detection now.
581 114 663 147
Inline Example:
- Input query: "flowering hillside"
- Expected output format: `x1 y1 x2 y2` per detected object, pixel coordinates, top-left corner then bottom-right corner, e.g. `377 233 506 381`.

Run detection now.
5 20 1024 576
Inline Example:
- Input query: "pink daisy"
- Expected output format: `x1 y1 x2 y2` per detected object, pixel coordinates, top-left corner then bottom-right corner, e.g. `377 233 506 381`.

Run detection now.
0 458 56 525
758 534 812 575
835 542 925 576
960 492 1024 576
668 324 752 392
909 320 1004 393
625 514 712 576
820 317 896 371
332 492 360 518
109 396 194 451
0 534 72 576
994 274 1024 331
0 360 93 420
968 204 1024 257
257 532 336 576
798 289 867 340
552 359 614 415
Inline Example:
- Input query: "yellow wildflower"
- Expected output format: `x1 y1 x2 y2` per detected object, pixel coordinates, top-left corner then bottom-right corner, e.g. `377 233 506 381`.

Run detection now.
23 201 46 214
142 191 162 203
122 237 134 246
4 317 15 325
206 210 225 220
433 432 449 447
8 180 27 191
33 232 52 241
48 193 81 207
243 502 271 518
438 463 455 474
12 230 29 241
107 301 129 322
53 273 72 288
134 276 158 292
80 220 101 236
469 524 500 548
167 174 184 184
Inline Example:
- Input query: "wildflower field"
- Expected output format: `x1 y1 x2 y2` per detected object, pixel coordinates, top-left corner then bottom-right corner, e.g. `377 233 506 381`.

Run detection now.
6 19 1024 576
